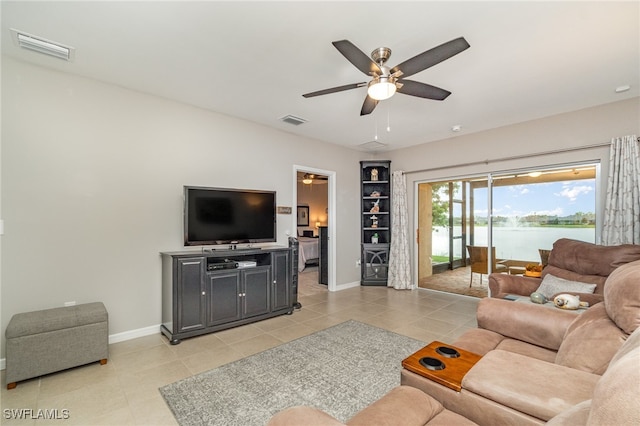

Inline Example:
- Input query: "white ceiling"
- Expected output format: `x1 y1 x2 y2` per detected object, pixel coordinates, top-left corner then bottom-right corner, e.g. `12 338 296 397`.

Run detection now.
2 1 638 152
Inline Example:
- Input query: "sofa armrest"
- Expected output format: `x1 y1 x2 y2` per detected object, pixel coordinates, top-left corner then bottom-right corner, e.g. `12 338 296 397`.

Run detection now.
476 298 577 350
462 350 599 421
267 407 344 426
488 273 542 298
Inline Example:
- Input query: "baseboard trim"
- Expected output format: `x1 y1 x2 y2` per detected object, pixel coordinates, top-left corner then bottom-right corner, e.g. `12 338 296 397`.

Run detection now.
0 324 161 371
108 324 161 344
335 281 360 291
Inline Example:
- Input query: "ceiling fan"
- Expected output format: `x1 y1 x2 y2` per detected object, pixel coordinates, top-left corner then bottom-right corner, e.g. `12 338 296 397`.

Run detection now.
299 173 328 185
303 37 470 116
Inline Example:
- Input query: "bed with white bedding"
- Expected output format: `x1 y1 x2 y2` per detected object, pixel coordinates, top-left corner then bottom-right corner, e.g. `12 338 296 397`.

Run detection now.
298 236 319 272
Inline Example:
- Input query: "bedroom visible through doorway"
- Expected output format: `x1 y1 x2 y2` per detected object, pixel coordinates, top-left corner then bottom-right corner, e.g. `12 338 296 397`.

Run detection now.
295 167 333 290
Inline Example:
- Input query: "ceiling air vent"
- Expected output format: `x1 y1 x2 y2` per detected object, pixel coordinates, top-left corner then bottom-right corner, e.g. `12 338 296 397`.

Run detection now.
279 115 307 126
359 141 387 152
10 29 75 61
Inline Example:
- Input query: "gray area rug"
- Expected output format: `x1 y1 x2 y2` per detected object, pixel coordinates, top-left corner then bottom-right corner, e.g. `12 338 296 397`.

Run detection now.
160 320 426 426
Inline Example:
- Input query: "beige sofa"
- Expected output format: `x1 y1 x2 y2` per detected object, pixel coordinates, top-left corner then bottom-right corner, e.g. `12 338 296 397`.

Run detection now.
270 329 640 425
267 385 478 426
489 238 640 305
402 259 640 425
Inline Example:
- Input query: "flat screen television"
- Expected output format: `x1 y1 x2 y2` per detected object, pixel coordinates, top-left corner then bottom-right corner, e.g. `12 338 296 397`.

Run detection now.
184 186 276 246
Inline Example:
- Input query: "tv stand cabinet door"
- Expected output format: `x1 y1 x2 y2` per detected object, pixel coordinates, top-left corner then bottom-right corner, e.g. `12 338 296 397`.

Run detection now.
271 251 291 311
242 267 271 318
206 271 242 326
176 258 206 333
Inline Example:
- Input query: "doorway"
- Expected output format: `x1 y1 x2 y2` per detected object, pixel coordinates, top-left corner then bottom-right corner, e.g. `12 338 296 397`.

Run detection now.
293 165 336 292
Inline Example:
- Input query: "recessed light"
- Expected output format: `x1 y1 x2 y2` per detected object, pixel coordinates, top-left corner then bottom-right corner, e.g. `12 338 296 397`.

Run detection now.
615 85 631 93
452 125 462 132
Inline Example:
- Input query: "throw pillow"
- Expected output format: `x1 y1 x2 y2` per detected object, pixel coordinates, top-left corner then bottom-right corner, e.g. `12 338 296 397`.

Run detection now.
535 274 597 299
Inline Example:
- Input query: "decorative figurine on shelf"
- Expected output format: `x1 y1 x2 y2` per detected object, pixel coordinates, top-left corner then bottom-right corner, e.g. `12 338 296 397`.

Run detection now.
371 233 379 244
370 216 378 228
370 168 379 181
370 190 381 197
370 199 380 213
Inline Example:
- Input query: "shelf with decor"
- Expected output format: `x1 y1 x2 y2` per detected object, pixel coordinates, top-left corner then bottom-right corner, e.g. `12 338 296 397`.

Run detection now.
360 160 391 286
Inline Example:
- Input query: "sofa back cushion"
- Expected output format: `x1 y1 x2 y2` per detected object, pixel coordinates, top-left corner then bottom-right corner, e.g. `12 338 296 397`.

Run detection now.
586 327 640 425
555 303 627 375
604 259 640 335
548 239 640 276
544 239 640 294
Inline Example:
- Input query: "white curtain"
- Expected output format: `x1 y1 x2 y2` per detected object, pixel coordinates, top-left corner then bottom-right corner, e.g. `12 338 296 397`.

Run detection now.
602 135 640 245
388 171 413 290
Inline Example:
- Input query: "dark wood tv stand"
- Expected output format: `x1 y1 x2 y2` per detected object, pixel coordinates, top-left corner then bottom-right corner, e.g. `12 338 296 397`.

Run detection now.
160 245 297 344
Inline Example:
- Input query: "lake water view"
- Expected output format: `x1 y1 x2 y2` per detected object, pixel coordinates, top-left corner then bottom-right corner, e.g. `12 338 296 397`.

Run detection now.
432 226 596 263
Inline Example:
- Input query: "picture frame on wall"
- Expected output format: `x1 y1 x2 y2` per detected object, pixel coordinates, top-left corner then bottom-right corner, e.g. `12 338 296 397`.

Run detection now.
297 206 309 226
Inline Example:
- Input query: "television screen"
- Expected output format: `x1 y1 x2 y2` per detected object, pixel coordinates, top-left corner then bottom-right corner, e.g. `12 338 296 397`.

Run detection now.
184 186 276 246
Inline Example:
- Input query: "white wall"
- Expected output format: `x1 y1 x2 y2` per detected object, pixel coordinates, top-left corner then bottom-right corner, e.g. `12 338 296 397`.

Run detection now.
0 58 365 357
387 97 640 279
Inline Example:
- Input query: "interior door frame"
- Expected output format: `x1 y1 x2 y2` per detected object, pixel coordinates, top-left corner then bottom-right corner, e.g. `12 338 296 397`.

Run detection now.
293 165 337 291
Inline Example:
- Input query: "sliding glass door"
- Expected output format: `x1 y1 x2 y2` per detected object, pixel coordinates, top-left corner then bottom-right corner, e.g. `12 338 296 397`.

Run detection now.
417 163 597 294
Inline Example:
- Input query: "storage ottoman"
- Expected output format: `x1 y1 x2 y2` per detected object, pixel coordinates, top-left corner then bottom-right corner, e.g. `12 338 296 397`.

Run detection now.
5 302 109 389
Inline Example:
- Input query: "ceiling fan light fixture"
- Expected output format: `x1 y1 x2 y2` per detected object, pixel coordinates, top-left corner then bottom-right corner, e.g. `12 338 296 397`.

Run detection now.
367 77 396 101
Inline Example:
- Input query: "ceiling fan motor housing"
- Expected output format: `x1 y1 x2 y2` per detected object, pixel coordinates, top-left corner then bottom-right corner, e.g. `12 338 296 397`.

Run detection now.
371 47 392 65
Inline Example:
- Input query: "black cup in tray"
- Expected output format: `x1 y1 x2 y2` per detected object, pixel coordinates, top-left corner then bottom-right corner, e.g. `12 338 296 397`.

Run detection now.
436 346 460 358
419 357 445 371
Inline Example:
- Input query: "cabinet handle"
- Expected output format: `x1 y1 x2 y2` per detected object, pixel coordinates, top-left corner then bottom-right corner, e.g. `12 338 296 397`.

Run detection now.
202 291 205 296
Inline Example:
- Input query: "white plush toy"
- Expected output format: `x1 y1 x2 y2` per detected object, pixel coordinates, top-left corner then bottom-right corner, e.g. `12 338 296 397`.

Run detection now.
553 294 589 310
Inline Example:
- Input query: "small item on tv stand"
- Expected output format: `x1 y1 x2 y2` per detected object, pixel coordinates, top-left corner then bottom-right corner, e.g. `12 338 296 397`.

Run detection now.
236 260 257 269
207 259 238 271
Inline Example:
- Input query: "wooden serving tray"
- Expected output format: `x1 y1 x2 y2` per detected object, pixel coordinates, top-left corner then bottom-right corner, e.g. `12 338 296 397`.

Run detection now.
402 341 482 392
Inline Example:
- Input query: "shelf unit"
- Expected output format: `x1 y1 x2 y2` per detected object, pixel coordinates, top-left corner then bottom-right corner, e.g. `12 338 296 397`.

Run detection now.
360 160 391 286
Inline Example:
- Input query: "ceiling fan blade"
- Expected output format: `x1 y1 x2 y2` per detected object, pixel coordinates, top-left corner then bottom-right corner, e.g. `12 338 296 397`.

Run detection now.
360 96 379 116
332 40 381 75
396 80 451 100
303 82 367 98
391 37 470 78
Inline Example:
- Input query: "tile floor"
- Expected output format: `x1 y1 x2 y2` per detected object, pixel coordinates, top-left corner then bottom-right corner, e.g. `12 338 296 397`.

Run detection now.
1 268 479 425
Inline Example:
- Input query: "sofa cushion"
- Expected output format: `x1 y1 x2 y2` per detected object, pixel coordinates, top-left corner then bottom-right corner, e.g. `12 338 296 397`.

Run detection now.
347 386 446 426
535 274 597 299
546 400 592 426
453 328 505 356
547 238 640 277
475 298 576 351
462 350 599 421
586 328 640 425
555 303 627 374
604 259 640 335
